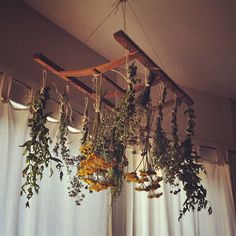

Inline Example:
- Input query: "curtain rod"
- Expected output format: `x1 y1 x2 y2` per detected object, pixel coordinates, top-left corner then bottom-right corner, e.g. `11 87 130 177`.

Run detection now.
0 71 88 119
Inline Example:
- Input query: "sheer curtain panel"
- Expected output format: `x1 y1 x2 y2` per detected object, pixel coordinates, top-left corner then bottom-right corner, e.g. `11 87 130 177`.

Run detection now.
0 98 109 236
112 149 236 236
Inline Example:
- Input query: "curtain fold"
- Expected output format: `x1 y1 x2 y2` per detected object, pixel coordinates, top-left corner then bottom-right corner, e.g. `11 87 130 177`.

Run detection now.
0 101 109 236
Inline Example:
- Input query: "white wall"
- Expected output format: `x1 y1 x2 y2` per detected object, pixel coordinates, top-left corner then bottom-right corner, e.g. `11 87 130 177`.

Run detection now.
182 86 235 148
0 0 107 114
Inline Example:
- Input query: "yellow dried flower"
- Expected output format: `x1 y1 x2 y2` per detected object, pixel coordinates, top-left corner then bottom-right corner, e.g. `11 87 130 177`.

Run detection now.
125 172 140 183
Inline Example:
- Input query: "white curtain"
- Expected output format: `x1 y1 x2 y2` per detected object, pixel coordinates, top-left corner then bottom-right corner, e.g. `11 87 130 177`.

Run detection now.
1 75 236 236
112 149 236 236
0 100 109 236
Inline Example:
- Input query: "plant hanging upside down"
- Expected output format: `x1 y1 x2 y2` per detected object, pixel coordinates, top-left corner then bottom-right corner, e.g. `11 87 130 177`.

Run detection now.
20 86 62 207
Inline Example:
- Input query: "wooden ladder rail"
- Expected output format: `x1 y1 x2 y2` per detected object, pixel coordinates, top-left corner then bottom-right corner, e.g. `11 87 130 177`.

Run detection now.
33 53 115 109
58 52 138 77
33 53 175 111
113 30 194 106
33 31 193 110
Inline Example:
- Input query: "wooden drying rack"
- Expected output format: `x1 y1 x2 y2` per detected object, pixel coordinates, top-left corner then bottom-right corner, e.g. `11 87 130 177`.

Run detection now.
33 30 194 110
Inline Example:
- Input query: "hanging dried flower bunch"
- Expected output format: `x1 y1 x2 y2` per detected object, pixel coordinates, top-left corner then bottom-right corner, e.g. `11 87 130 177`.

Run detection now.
153 86 170 171
53 84 72 180
76 75 117 195
20 64 212 220
178 108 212 220
126 73 163 198
20 86 62 207
122 68 211 219
76 63 140 202
66 98 90 206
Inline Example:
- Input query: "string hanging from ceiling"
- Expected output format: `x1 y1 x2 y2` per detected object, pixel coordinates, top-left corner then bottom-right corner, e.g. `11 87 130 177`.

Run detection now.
19 0 212 220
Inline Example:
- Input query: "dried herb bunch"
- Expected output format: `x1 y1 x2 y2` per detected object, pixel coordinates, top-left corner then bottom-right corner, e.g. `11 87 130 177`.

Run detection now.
153 86 170 170
76 63 141 202
76 76 117 199
137 70 155 108
53 85 72 179
178 107 212 220
126 78 211 219
108 63 141 200
165 97 182 187
80 76 117 193
68 99 90 206
68 173 86 206
80 97 89 145
126 106 163 199
19 64 212 220
21 87 62 207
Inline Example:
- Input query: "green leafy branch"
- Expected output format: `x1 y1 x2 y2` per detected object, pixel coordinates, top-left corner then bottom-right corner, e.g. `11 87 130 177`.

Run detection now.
53 86 72 180
20 87 62 207
153 86 170 170
165 97 182 187
178 108 212 220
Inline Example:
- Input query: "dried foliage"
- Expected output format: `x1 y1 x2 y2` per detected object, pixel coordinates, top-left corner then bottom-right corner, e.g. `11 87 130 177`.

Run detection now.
53 86 71 180
153 87 170 170
19 65 212 220
178 108 212 220
137 70 155 108
20 87 62 207
76 63 140 202
164 97 182 186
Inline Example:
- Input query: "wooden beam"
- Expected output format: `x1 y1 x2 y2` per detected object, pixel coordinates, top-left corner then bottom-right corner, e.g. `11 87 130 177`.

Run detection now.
113 30 194 106
59 52 138 77
33 53 115 109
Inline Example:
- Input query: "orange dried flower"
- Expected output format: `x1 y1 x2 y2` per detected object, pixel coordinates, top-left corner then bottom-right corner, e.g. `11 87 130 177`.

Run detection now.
125 172 140 183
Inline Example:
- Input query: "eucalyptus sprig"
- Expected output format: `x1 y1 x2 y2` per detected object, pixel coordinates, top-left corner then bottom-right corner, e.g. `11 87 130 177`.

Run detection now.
178 108 212 220
21 87 62 207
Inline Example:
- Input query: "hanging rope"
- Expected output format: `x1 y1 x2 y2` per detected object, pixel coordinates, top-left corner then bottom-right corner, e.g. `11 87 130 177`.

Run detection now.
127 1 165 70
111 68 133 85
121 1 130 85
65 83 74 126
42 69 47 90
121 0 127 34
84 1 123 43
93 74 102 113
144 67 149 87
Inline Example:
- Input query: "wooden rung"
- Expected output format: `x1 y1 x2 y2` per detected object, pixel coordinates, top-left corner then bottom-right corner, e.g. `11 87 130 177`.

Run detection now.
33 53 115 109
59 52 138 78
114 30 194 106
100 72 126 94
105 83 148 99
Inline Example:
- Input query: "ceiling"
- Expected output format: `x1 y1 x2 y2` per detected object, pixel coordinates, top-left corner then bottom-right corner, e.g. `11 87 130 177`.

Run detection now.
24 0 236 99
